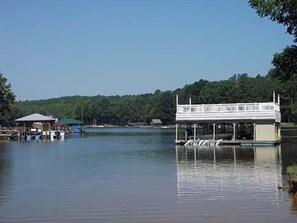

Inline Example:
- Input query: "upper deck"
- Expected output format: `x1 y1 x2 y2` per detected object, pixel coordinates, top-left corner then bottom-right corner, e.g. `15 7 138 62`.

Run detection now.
176 96 281 123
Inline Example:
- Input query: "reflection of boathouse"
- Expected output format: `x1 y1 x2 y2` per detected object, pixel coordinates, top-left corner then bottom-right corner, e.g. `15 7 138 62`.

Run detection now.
175 145 282 202
175 93 281 145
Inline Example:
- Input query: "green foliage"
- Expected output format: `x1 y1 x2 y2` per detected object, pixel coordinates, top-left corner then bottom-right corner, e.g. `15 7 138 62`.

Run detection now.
249 0 297 42
272 45 297 81
287 164 297 180
250 0 297 122
0 72 15 125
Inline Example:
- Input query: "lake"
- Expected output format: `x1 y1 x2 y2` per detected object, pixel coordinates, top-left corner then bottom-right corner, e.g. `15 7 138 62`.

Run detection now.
0 128 296 223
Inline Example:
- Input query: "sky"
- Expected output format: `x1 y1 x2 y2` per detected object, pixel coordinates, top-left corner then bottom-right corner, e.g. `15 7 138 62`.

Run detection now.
0 0 295 101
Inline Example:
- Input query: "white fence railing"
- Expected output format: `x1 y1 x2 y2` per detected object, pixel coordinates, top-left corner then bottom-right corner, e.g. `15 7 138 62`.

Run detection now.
176 102 280 122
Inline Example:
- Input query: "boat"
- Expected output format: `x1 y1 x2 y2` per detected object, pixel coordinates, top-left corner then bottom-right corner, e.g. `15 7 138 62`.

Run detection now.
50 130 65 140
26 128 42 141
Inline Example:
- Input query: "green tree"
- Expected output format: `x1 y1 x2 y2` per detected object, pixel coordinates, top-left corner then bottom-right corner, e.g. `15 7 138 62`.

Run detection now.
150 91 175 125
0 72 15 125
250 0 297 121
249 0 297 42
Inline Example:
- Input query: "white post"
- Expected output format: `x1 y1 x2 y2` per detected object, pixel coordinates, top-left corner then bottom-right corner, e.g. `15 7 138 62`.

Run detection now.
175 124 178 142
233 123 236 141
278 94 280 105
194 123 197 140
189 97 192 105
253 123 256 141
213 123 216 140
273 91 275 103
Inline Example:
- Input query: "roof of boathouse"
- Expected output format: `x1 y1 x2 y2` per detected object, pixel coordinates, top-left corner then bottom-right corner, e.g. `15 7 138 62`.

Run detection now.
15 113 56 122
151 119 162 124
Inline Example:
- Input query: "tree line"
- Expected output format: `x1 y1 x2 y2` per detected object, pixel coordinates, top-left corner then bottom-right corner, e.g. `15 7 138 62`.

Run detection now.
4 73 286 126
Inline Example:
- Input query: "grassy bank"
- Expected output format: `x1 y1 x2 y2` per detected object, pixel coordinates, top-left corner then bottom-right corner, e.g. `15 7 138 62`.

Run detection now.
287 165 297 180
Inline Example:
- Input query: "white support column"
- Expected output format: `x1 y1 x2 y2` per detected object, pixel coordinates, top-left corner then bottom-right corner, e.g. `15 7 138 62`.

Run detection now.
253 123 256 141
194 123 197 140
213 123 216 140
175 124 178 142
273 91 275 103
233 123 236 141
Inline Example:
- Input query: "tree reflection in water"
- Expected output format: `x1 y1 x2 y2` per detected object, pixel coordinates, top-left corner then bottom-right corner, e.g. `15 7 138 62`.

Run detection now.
0 142 12 209
290 194 297 215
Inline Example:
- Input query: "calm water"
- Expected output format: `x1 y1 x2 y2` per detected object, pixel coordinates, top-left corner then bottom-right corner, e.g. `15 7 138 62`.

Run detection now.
0 128 296 223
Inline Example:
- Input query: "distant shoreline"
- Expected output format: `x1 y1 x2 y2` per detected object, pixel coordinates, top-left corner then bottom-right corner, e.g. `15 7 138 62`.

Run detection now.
84 124 174 129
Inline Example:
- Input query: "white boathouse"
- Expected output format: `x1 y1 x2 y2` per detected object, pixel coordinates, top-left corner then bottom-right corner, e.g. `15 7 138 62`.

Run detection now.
175 93 281 145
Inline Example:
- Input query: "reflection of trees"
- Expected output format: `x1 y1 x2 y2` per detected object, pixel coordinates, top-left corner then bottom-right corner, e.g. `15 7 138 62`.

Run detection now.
0 143 12 209
290 194 297 215
281 137 297 216
281 139 297 175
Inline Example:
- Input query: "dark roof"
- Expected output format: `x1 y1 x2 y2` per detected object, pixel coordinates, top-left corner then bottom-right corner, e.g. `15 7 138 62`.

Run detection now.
59 118 83 125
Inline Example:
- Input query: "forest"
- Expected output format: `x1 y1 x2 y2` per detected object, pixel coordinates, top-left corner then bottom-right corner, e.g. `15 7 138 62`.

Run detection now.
6 73 292 126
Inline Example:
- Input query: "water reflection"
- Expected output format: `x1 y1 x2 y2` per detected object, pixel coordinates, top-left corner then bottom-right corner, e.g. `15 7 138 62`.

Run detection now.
0 128 296 222
0 142 12 209
175 146 282 204
289 194 297 215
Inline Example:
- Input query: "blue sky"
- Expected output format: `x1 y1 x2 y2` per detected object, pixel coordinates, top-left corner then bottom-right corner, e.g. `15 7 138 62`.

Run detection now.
0 0 294 100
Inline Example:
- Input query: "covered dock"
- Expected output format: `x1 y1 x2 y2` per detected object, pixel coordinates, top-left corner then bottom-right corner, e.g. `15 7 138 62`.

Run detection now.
54 118 83 133
15 113 63 140
175 93 281 146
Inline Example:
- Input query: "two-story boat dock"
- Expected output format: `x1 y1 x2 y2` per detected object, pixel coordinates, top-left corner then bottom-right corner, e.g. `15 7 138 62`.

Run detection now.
175 93 281 146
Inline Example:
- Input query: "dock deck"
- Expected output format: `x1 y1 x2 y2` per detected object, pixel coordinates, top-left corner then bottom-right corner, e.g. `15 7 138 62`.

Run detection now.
176 139 281 146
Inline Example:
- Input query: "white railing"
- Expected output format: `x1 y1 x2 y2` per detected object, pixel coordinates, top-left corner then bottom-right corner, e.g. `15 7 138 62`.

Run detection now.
176 102 280 122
